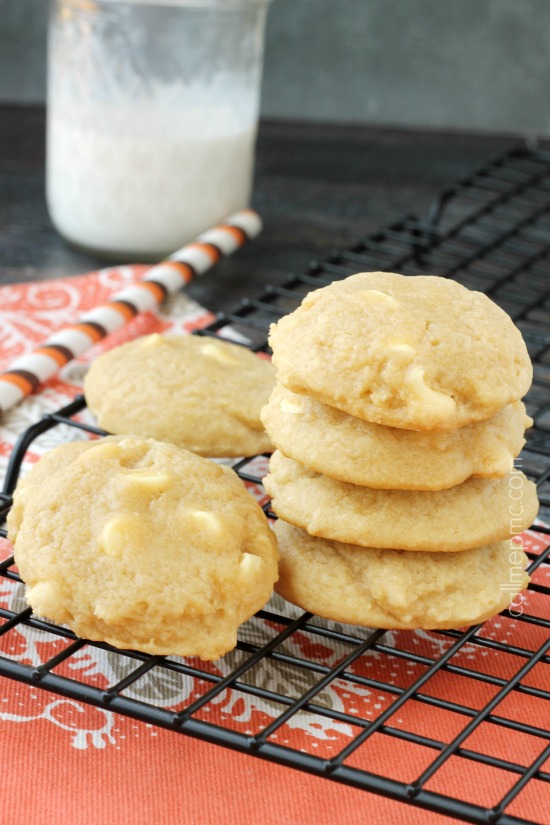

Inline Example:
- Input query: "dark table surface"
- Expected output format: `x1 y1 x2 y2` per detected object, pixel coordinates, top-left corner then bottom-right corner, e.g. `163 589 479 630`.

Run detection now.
0 104 523 314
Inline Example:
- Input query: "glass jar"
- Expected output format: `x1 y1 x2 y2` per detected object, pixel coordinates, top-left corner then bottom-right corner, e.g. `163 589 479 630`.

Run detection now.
46 0 271 260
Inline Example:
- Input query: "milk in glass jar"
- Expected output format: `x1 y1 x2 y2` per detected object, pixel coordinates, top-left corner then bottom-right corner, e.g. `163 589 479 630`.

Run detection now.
46 0 271 259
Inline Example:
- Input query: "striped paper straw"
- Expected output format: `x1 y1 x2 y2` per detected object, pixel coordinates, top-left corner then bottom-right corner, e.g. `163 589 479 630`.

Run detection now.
0 208 262 414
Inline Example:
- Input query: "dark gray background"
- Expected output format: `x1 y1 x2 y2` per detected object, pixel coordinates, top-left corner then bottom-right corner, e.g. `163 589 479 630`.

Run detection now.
1 0 550 133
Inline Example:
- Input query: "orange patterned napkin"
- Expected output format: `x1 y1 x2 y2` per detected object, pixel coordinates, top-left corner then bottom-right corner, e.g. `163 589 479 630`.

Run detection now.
0 268 549 825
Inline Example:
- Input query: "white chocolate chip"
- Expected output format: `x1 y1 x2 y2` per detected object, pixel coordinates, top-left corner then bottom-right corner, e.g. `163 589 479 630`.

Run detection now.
239 552 261 576
99 514 138 557
120 471 173 494
185 510 222 534
362 289 397 303
406 366 456 416
26 581 60 614
387 343 415 355
140 333 164 348
200 342 240 366
280 397 304 414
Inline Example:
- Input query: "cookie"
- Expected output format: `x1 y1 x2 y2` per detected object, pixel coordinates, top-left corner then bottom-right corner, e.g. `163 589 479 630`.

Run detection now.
264 451 539 552
274 521 529 630
84 333 275 457
8 436 279 661
8 439 98 540
262 385 531 490
269 272 532 431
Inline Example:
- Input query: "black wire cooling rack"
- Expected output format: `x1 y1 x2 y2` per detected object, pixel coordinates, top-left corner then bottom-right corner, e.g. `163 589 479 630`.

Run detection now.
1 145 550 824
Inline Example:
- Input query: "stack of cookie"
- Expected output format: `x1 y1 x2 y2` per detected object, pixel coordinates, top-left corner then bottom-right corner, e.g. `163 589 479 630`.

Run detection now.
262 272 538 629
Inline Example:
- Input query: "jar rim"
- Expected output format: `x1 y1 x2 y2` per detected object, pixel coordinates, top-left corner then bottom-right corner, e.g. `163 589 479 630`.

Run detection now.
77 0 273 6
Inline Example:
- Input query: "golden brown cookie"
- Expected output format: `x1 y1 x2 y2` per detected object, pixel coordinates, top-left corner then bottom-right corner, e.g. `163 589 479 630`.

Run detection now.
264 451 539 552
274 520 529 630
84 333 275 457
269 272 532 431
262 384 531 490
8 436 279 660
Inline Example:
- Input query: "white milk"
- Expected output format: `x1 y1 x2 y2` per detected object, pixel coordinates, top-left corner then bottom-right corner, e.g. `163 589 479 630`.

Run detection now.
46 104 256 258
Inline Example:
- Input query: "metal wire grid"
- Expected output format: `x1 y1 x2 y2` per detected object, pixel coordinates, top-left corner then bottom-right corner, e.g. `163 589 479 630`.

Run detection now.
0 145 549 824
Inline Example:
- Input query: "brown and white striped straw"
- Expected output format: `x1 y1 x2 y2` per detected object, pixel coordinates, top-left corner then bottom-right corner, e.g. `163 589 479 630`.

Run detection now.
0 208 261 414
